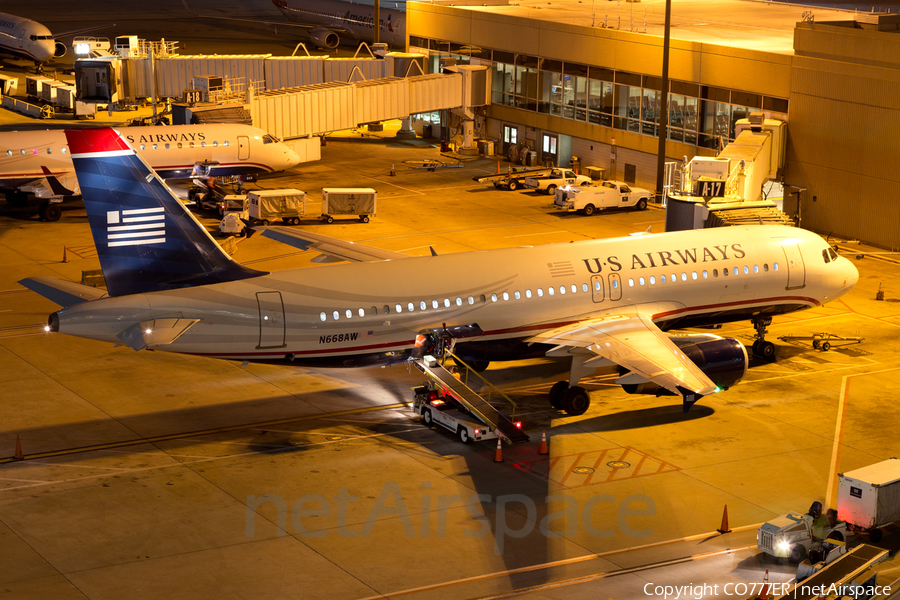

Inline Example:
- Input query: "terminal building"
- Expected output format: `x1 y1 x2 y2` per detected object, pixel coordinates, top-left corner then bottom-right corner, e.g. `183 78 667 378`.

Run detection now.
405 1 900 249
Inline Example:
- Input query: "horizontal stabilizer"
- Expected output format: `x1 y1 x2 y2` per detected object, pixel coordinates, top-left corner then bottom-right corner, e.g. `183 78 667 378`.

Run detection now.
18 277 106 307
260 228 407 263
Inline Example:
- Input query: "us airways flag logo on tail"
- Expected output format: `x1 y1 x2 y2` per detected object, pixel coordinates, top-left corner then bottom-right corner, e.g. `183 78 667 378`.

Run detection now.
65 128 265 297
106 208 165 247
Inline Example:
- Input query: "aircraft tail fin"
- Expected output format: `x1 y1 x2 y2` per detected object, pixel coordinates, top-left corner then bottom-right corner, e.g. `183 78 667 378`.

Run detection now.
65 128 266 297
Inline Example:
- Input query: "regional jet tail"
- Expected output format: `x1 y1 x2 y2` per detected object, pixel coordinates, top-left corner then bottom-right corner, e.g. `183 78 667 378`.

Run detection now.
21 128 859 416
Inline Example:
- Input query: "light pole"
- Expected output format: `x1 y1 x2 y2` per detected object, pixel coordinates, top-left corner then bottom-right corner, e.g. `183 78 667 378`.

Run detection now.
655 0 672 205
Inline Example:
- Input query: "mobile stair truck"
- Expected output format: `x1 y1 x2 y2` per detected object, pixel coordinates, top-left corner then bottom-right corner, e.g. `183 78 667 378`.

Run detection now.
321 188 376 223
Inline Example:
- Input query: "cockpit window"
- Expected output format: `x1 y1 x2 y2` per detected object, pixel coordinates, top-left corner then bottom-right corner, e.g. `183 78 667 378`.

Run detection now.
823 249 831 264
262 134 278 144
828 247 838 261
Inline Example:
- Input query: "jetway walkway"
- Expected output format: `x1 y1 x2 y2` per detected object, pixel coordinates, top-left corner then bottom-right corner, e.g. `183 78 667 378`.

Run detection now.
412 352 530 444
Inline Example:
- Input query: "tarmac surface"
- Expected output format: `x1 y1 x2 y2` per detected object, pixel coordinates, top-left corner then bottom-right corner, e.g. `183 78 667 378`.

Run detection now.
0 3 899 599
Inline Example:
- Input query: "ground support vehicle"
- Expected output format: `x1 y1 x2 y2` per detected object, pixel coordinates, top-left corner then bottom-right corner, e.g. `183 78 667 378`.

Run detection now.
554 180 651 215
777 332 864 352
473 166 556 191
248 189 307 226
757 501 848 562
837 458 900 543
524 169 592 195
321 188 376 223
412 383 498 445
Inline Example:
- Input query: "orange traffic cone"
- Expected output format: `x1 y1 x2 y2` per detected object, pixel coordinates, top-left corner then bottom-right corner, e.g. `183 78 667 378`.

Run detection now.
758 570 770 600
496 161 500 174
877 283 885 301
538 430 549 455
14 434 23 460
390 164 396 177
62 246 68 263
717 505 732 534
493 438 503 462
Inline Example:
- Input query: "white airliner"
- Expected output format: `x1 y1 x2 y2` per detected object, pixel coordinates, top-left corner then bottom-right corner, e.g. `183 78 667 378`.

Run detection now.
20 129 859 417
271 0 405 49
0 124 303 217
0 12 108 69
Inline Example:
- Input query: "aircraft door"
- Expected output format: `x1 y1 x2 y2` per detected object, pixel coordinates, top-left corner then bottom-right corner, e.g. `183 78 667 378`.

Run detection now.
238 136 250 161
608 273 622 301
256 291 286 349
591 275 605 303
780 239 806 289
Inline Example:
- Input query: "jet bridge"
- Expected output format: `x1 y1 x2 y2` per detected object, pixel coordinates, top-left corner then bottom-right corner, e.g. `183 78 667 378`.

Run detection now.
411 352 530 445
666 114 793 231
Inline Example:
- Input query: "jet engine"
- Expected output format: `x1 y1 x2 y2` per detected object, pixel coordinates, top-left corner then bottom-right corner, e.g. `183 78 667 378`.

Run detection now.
54 42 67 58
309 28 340 49
621 335 748 396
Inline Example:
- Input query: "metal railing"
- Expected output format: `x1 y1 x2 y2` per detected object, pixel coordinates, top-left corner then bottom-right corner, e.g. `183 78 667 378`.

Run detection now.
440 348 519 417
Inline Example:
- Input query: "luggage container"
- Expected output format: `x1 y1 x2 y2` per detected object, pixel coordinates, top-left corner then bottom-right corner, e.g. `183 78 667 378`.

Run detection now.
0 74 19 96
321 188 376 223
837 458 900 543
25 75 54 100
248 189 307 226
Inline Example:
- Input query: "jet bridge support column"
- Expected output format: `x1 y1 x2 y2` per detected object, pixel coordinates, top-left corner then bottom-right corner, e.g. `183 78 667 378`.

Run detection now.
395 116 416 140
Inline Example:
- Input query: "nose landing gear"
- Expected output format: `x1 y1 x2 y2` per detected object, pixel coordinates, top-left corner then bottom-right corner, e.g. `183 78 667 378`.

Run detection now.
751 316 776 361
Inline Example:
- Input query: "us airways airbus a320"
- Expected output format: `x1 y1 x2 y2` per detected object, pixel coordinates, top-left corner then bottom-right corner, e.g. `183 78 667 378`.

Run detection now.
21 129 858 416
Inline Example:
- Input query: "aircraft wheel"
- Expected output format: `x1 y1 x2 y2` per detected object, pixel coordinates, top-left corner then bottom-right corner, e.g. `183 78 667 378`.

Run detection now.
870 528 883 543
562 386 590 416
789 545 807 563
467 359 490 373
549 381 568 410
422 408 433 426
582 204 595 216
757 341 776 361
636 198 648 211
507 180 518 191
546 184 557 196
360 215 370 223
821 341 831 351
325 215 334 224
812 340 820 349
458 426 472 444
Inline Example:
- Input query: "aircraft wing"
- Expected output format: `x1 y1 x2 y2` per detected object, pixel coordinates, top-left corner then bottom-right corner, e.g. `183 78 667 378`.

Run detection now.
260 227 408 262
527 309 717 397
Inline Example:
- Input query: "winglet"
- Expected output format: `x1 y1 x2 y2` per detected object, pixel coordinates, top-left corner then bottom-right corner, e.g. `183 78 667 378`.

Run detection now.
40 166 75 196
677 386 702 413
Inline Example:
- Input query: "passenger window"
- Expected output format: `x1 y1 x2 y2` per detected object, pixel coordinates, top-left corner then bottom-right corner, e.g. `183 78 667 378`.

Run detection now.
5 150 10 156
32 149 37 155
733 267 739 275
165 144 170 150
628 278 634 287
152 144 158 150
774 262 779 270
177 142 183 149
467 296 474 305
47 148 52 154
358 308 365 317
649 276 655 284
612 279 619 289
723 268 728 277
420 301 427 310
538 288 544 297
345 309 352 319
702 270 708 278
753 265 759 273
61 147 67 154
432 300 438 309
514 291 520 300
383 305 390 314
408 302 414 312
661 275 666 283
444 299 451 308
559 286 566 295
491 293 498 302
396 304 403 313
713 269 718 277
639 277 645 285
764 264 769 272
332 311 339 320
139 145 145 151
201 142 207 148
743 266 749 275
681 273 687 281
189 142 195 149
548 287 555 296
582 283 588 292
502 292 509 301
692 272 697 280
571 285 577 293
526 289 532 298
671 273 676 282
480 294 486 303
455 297 462 306
224 140 230 146
213 141 218 147
319 312 326 322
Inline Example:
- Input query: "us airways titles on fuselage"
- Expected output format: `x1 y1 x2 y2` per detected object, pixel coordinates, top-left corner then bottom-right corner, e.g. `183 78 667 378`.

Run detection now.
582 244 747 274
124 132 208 145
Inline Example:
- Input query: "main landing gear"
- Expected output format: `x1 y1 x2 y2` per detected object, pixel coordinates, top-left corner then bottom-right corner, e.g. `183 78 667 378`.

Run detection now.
549 382 590 416
750 316 776 361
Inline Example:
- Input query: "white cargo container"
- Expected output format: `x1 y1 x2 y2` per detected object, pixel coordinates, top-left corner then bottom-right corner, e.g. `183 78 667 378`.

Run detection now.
0 73 19 96
837 457 900 542
321 188 376 223
248 189 307 226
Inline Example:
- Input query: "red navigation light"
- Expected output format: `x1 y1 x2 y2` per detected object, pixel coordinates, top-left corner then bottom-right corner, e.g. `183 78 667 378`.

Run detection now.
515 421 522 429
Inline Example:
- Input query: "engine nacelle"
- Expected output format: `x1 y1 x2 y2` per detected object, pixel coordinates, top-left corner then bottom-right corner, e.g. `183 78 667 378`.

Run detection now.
309 28 340 49
54 41 67 58
621 336 748 395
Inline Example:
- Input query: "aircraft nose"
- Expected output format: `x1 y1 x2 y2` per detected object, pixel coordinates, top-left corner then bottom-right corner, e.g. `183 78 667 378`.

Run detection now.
842 257 859 289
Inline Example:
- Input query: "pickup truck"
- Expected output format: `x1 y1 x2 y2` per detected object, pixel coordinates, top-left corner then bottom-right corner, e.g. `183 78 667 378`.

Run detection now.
554 180 652 215
524 169 592 195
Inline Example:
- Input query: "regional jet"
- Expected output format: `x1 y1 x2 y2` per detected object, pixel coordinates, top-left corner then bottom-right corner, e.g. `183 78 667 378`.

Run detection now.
271 0 405 49
0 124 303 220
20 129 859 417
0 12 109 70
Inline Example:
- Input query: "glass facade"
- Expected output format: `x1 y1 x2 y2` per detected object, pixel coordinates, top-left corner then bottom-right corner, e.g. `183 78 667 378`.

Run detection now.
412 38 789 151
